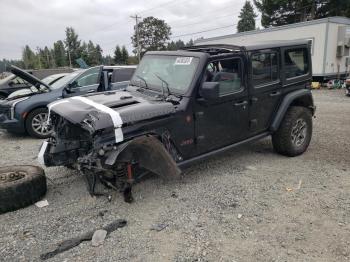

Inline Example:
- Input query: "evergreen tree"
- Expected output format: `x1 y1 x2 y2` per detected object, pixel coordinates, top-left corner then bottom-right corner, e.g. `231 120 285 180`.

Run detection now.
114 45 123 64
254 0 350 28
53 40 67 67
22 45 37 69
95 44 103 65
64 27 81 67
121 46 129 64
237 1 257 32
186 39 194 46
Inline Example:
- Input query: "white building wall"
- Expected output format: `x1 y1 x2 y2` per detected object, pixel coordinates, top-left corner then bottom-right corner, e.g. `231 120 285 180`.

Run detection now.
197 23 327 75
325 23 349 76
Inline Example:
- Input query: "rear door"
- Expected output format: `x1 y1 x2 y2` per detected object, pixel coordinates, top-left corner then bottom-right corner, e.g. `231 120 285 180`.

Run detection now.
194 56 250 154
249 49 282 134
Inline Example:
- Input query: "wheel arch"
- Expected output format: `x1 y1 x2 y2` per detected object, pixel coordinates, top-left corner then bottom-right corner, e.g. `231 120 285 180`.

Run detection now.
23 105 49 132
270 89 315 132
104 134 181 180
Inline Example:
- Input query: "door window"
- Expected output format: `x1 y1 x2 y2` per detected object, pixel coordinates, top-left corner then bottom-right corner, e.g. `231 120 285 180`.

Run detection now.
252 52 278 86
75 67 100 87
112 68 135 82
206 58 242 96
284 48 309 79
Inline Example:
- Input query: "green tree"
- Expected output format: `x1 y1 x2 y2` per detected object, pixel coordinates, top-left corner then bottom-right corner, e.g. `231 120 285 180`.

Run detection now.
64 27 81 67
114 45 123 64
131 16 171 55
53 40 67 67
237 1 257 32
186 39 194 47
95 44 103 65
254 0 350 28
121 46 129 64
22 45 37 69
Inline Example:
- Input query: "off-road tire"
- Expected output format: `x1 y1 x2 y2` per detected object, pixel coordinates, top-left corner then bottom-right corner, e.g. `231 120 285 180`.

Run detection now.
0 165 47 214
272 106 312 157
25 108 52 139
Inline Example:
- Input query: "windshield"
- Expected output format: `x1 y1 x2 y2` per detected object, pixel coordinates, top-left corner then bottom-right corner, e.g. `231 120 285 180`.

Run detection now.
131 55 199 94
50 71 82 89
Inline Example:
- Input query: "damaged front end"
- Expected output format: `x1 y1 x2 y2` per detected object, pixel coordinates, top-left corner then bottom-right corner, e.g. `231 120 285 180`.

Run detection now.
39 94 181 201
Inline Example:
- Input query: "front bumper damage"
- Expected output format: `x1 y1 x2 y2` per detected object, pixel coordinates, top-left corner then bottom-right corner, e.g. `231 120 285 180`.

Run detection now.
39 108 181 202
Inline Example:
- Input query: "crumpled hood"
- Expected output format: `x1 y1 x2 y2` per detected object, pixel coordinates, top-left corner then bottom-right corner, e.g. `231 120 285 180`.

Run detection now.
49 90 176 133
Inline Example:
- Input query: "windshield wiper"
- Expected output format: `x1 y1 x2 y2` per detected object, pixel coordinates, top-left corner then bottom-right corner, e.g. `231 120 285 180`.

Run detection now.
134 75 148 89
153 73 171 100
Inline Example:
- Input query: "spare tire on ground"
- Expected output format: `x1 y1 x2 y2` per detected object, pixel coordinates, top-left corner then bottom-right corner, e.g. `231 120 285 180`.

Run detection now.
0 165 47 214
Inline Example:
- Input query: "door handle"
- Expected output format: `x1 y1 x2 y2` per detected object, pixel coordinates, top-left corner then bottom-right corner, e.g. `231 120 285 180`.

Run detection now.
234 101 248 106
87 89 96 93
269 91 281 97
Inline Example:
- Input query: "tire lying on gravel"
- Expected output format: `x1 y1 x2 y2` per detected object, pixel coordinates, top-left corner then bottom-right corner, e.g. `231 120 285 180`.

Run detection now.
272 106 312 157
0 166 47 214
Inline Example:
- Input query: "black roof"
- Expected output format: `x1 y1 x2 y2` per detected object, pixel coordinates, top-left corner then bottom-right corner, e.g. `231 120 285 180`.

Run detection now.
181 40 311 55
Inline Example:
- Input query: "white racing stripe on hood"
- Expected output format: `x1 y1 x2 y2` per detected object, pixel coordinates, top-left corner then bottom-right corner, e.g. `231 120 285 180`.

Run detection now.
47 100 69 124
71 96 124 143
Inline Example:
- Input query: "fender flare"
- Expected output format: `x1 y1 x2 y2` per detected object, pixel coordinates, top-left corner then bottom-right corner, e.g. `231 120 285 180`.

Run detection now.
105 135 181 180
270 89 315 132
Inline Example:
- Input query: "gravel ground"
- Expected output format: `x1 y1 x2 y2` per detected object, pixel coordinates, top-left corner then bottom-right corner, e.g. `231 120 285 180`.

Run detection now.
0 89 349 262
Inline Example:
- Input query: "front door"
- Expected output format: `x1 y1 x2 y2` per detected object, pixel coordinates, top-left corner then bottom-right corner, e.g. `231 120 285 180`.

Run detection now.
194 57 249 154
64 66 103 97
249 49 282 134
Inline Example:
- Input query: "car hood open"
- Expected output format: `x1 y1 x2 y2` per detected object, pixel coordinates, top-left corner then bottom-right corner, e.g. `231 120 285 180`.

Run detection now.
49 90 176 132
10 65 51 91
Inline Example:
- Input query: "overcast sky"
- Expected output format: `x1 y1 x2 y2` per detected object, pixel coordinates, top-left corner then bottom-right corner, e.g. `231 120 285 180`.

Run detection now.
0 0 261 60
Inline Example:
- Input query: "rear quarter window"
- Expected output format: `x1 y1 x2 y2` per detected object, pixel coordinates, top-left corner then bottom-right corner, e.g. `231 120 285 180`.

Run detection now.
284 48 309 79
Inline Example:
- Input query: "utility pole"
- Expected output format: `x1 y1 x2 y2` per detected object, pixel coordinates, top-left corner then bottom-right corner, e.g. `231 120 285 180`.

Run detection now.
131 14 141 62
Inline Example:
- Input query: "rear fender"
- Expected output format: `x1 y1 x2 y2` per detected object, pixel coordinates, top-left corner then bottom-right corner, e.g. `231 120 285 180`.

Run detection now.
270 89 315 132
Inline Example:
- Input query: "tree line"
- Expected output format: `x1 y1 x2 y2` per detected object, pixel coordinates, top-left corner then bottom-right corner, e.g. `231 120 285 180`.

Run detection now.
1 0 350 72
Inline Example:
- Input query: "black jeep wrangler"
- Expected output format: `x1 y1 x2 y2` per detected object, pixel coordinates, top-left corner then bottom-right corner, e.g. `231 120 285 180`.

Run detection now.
40 40 315 201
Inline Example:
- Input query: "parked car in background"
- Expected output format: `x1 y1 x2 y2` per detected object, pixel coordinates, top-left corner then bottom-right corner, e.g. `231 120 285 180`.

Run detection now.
0 65 136 138
7 73 68 99
0 74 32 99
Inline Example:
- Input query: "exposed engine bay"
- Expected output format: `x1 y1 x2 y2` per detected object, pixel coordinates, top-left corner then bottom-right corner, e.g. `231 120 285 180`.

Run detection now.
40 90 182 202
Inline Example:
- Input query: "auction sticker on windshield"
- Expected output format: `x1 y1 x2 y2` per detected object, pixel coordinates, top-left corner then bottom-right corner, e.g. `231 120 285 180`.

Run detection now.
174 57 193 65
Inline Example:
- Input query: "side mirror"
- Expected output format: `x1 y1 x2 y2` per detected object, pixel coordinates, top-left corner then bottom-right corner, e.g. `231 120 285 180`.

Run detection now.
200 82 220 100
65 81 77 93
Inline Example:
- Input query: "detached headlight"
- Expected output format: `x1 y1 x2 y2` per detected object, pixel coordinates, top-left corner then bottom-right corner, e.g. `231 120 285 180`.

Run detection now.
10 97 29 119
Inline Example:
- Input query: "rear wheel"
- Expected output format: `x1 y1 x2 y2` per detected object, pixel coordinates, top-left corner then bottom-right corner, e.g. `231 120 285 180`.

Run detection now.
25 108 53 139
272 106 312 157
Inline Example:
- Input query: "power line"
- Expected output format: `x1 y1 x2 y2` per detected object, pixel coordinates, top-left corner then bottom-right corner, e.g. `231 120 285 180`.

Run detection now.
170 17 260 39
138 0 187 14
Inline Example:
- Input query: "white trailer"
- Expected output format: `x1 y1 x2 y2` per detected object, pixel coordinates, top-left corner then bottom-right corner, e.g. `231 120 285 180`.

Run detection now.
196 16 350 81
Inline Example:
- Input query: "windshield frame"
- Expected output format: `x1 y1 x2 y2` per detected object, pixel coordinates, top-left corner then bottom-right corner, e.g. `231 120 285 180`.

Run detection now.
130 53 202 96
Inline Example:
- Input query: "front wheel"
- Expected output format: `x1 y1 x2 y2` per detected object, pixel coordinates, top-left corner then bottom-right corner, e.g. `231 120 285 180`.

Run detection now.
272 106 312 157
25 108 53 139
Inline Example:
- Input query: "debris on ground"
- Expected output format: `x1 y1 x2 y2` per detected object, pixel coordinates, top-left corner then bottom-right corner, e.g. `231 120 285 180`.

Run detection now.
150 223 168 232
245 166 257 171
237 214 243 219
91 229 107 247
35 200 49 208
40 219 127 260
